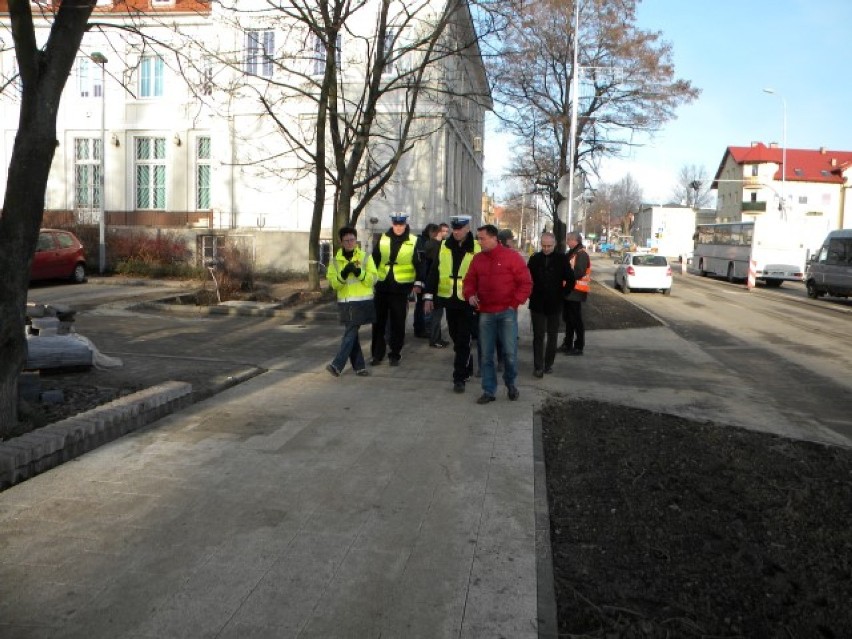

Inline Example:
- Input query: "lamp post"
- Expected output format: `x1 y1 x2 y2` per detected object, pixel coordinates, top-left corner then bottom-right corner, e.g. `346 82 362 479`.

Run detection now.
762 88 786 215
91 52 108 273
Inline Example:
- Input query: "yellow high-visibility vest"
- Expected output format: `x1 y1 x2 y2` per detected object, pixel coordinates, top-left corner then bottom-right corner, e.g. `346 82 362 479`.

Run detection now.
377 234 416 283
437 240 480 300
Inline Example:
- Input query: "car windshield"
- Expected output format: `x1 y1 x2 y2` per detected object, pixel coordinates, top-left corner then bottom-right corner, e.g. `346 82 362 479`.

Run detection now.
632 255 667 266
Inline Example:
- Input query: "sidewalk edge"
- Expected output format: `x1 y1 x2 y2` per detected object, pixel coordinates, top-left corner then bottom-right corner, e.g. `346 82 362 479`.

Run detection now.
533 411 559 638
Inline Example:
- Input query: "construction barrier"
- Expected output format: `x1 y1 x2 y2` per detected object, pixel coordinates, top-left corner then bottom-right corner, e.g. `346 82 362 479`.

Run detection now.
747 259 757 290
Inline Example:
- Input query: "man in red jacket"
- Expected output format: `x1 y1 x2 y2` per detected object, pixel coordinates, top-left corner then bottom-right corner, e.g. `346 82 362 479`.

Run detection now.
463 224 533 404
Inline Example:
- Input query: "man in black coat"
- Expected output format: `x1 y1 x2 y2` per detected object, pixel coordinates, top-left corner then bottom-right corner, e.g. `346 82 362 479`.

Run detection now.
528 232 573 377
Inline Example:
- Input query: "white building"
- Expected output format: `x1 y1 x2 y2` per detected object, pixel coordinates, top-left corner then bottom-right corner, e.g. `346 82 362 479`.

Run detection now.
0 0 491 270
712 142 852 255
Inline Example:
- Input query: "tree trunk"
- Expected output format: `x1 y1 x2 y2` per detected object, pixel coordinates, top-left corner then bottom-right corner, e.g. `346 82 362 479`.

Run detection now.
0 1 94 436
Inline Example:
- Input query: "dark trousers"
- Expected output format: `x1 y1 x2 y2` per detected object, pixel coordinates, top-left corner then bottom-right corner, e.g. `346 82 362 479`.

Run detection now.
429 304 445 345
531 310 561 370
444 305 476 383
563 300 585 352
372 291 408 361
413 292 428 336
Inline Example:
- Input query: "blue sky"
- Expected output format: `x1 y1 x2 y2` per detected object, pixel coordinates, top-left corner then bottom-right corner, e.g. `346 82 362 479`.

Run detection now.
484 0 852 204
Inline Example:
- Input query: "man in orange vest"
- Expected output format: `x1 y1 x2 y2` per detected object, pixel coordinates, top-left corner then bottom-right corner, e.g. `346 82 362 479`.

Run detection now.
561 231 591 356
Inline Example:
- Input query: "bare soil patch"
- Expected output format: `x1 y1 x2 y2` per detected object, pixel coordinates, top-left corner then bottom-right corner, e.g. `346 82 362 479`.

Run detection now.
541 398 852 638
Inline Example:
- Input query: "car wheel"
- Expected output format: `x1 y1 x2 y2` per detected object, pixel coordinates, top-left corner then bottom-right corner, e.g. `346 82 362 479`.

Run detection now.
806 280 819 299
71 263 86 284
622 281 630 294
662 288 671 296
613 276 619 290
764 279 783 288
699 259 707 277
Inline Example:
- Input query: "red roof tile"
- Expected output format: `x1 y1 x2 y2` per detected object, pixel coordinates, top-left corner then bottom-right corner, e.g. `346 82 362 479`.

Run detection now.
714 142 852 186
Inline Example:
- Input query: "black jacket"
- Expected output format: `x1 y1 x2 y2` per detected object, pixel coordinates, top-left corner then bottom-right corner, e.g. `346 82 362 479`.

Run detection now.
528 251 571 314
565 244 590 302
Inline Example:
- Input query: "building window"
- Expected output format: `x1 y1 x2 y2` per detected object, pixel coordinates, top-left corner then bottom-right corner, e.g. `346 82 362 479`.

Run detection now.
196 136 211 209
750 165 758 177
750 192 757 203
135 137 166 209
798 195 808 204
139 55 164 97
77 57 103 98
245 29 275 77
74 138 102 209
312 33 342 75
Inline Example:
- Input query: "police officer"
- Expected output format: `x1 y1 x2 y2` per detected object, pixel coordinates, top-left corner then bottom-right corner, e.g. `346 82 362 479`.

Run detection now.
424 215 480 393
370 212 422 366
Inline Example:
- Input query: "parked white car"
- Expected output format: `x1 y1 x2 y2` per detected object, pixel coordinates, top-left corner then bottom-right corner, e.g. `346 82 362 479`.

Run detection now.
614 252 673 295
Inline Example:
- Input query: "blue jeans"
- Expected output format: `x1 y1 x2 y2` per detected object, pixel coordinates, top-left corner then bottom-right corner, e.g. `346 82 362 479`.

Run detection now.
478 308 518 395
332 322 366 372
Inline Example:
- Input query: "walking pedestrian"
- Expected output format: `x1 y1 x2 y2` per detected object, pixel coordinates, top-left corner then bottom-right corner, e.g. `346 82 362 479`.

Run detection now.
528 232 572 378
561 231 592 356
463 224 532 404
370 213 422 367
427 223 451 348
423 216 480 393
413 224 439 339
326 227 377 377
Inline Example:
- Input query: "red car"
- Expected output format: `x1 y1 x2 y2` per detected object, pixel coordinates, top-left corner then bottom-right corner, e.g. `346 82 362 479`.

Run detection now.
30 229 87 283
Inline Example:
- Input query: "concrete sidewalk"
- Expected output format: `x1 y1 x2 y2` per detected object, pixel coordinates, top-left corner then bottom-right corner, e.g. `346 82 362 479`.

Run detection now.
1 314 544 638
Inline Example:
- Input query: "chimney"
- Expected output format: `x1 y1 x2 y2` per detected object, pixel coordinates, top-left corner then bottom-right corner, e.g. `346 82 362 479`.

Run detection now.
820 147 827 154
750 141 760 147
831 158 837 167
768 142 779 149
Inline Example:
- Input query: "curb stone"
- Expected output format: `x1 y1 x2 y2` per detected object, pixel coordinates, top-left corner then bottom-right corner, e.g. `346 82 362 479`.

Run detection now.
1 381 192 490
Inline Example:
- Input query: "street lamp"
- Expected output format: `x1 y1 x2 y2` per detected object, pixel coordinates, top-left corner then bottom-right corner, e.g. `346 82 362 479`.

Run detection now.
762 88 787 215
90 52 108 273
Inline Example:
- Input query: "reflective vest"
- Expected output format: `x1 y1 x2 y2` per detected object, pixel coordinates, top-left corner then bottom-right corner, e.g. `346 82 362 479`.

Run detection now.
377 234 417 283
327 247 377 302
570 248 592 294
437 240 480 300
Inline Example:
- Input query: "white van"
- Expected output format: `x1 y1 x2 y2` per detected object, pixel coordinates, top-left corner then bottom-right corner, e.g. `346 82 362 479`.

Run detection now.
805 229 852 299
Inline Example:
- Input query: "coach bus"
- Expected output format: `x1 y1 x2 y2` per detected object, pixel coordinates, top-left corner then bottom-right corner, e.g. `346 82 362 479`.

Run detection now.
692 219 806 287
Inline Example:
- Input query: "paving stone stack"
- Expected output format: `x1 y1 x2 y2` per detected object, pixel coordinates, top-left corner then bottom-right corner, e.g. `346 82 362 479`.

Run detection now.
25 303 92 370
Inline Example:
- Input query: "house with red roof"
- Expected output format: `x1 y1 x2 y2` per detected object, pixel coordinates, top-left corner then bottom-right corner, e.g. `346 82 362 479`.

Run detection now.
712 142 852 251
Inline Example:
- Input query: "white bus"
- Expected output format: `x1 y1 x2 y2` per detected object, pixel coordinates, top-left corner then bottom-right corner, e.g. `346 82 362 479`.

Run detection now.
692 219 806 287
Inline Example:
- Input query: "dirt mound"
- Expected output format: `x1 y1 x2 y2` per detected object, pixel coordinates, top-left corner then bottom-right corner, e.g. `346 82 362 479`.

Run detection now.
541 398 852 638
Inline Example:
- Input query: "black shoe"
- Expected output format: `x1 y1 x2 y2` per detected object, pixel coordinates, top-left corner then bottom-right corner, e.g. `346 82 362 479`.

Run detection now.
567 349 584 356
533 369 544 378
507 385 519 401
430 340 450 348
355 369 370 377
326 364 341 377
544 367 554 374
389 358 400 367
559 343 571 353
453 381 465 394
476 393 496 404
369 357 383 366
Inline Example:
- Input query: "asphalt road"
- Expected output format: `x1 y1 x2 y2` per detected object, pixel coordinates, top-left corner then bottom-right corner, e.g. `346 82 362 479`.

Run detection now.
594 258 852 445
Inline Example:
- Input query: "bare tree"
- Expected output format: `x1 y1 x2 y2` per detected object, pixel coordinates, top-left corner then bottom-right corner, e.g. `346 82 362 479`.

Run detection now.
588 175 642 240
671 164 714 208
488 0 699 236
184 0 505 290
0 0 96 434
